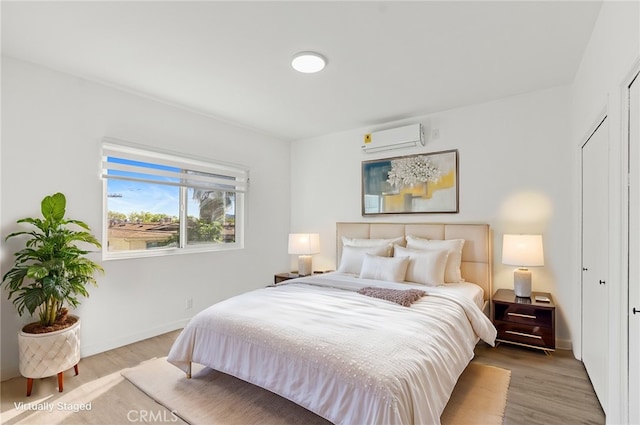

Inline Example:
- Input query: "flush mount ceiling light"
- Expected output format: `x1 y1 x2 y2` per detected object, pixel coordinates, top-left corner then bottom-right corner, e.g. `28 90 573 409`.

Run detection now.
291 51 327 73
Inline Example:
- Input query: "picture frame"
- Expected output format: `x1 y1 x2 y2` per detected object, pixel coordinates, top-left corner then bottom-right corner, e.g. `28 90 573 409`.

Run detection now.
361 149 459 215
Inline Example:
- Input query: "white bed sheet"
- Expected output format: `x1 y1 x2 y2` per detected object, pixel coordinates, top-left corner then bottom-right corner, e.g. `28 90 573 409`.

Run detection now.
167 273 496 425
422 281 485 311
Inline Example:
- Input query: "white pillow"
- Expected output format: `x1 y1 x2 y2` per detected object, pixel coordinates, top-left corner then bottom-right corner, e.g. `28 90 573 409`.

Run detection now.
341 236 405 256
405 236 465 283
394 245 449 286
359 254 410 283
338 245 389 275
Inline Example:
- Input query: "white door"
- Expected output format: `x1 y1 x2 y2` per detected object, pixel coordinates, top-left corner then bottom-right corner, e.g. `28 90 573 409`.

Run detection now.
628 72 639 425
582 117 609 412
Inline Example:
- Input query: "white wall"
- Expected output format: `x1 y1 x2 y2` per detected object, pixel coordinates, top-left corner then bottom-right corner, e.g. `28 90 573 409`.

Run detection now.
570 1 639 422
0 57 291 380
291 86 574 347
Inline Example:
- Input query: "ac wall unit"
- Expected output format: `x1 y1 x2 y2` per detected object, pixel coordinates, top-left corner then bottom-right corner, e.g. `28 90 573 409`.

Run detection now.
362 123 425 153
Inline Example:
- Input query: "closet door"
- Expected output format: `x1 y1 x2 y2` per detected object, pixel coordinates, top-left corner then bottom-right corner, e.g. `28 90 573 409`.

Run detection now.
629 73 639 425
581 117 609 412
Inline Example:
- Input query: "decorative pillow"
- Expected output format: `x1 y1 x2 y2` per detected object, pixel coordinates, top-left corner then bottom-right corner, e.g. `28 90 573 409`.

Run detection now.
341 236 405 257
405 236 465 283
337 245 389 275
394 245 448 286
357 286 426 307
359 254 410 283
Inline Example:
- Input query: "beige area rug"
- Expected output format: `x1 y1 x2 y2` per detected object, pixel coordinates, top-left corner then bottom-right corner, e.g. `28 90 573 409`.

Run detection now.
122 357 510 425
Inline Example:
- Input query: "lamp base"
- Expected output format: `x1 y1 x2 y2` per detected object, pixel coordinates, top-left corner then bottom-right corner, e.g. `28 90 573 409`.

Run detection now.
298 255 313 276
514 268 532 297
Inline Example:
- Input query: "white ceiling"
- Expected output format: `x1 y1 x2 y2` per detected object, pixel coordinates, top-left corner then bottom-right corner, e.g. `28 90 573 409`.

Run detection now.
1 1 602 141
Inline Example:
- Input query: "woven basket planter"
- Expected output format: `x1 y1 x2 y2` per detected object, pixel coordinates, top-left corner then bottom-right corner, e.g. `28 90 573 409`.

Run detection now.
18 316 81 396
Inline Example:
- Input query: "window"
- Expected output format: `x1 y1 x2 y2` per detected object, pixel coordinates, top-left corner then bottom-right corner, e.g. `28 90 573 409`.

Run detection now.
101 138 248 259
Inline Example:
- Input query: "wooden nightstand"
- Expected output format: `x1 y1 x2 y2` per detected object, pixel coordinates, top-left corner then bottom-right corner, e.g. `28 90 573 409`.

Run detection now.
274 272 299 284
492 288 556 354
274 271 331 284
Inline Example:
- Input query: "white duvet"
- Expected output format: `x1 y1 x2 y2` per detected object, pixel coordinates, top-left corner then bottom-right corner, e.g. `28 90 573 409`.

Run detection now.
167 273 496 425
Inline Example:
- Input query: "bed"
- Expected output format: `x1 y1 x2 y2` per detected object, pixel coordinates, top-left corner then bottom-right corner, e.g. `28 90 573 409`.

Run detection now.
167 223 496 425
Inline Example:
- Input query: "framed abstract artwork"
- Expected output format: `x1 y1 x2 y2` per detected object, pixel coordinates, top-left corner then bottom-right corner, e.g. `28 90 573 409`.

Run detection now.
361 149 459 215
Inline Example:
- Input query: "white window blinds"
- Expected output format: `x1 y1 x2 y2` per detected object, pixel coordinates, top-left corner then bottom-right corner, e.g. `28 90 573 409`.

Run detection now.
101 138 249 193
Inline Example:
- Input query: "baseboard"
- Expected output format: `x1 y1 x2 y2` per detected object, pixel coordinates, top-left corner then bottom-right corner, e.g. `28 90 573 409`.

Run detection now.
556 338 572 351
80 319 189 358
1 366 20 382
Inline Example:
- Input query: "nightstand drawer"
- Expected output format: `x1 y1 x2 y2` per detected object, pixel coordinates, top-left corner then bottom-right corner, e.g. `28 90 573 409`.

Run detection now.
496 323 555 349
494 303 553 327
274 273 299 284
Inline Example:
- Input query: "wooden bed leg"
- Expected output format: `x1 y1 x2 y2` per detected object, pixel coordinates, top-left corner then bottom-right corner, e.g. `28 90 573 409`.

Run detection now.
26 378 33 397
57 372 64 392
74 364 79 375
186 362 192 379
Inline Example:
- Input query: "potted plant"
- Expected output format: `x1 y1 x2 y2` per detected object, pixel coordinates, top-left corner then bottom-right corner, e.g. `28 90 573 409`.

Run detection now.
2 192 103 396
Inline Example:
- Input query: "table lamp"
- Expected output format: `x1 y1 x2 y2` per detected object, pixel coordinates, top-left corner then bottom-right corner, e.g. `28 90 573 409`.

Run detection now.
502 234 544 298
288 233 320 276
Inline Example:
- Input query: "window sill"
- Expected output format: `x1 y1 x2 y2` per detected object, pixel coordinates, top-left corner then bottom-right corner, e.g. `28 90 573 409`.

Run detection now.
102 243 243 261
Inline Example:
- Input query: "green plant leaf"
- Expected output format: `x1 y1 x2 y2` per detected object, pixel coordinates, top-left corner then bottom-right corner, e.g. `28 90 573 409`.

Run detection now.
41 192 66 222
66 219 91 231
22 287 46 316
26 265 49 280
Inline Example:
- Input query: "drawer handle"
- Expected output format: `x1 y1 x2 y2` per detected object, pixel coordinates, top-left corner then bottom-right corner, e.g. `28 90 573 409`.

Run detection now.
507 312 537 319
506 330 542 339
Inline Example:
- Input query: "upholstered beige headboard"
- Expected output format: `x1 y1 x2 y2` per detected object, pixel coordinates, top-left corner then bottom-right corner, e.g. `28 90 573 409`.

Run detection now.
336 222 492 302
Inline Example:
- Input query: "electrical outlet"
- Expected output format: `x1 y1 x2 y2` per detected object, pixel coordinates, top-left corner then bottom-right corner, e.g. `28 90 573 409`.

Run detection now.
185 298 193 310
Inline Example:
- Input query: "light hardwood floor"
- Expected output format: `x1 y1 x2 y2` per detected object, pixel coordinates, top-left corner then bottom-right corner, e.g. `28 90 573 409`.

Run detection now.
1 331 605 425
474 342 605 425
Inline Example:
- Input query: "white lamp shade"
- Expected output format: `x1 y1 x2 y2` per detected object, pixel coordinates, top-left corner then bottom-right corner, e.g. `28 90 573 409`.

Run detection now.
288 233 320 255
502 234 544 267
